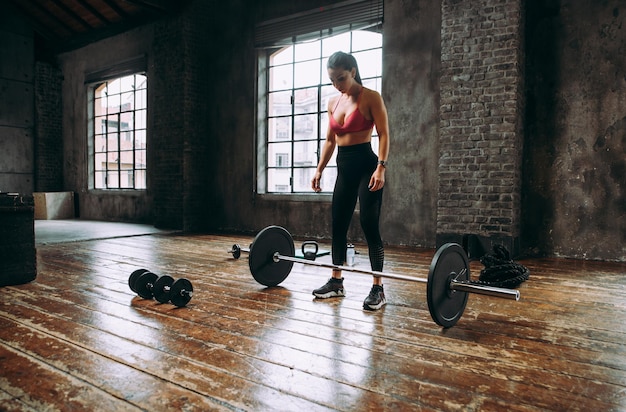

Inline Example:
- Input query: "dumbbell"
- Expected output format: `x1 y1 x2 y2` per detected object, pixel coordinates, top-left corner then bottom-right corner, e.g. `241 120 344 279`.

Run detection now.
128 268 194 307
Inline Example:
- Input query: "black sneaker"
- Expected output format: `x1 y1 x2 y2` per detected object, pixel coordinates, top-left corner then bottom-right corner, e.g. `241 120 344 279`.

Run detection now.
312 277 345 299
363 285 386 310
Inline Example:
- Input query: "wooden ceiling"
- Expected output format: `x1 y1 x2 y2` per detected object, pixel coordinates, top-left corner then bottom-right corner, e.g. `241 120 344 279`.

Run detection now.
7 0 184 53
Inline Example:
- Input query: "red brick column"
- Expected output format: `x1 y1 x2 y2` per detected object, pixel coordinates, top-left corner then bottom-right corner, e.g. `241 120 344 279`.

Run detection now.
438 0 524 255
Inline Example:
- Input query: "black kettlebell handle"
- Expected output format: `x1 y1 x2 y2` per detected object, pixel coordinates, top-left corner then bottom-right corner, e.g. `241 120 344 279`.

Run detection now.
302 241 319 260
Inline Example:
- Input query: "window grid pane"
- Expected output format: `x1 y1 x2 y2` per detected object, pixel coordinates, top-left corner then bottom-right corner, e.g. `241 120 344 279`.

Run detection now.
264 30 381 193
92 74 147 190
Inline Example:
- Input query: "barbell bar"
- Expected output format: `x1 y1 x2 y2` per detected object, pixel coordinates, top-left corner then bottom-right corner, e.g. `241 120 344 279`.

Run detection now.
233 244 518 300
274 253 519 300
228 225 521 328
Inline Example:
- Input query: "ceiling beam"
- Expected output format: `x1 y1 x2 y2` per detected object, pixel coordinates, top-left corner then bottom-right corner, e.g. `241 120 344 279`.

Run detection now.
122 0 178 13
27 0 77 36
75 0 112 25
49 0 94 31
101 0 130 19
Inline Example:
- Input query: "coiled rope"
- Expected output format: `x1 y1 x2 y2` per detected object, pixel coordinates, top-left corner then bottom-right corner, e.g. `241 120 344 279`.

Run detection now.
471 244 530 288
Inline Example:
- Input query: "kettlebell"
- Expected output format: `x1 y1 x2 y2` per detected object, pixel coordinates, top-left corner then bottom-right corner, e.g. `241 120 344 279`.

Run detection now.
302 241 319 261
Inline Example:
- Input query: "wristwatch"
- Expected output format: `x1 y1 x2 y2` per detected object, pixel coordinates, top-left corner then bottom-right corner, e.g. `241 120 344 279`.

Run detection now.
377 160 387 168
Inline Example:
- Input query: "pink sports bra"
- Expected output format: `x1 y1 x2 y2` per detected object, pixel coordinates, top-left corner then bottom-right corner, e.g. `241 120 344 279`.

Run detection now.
329 89 374 135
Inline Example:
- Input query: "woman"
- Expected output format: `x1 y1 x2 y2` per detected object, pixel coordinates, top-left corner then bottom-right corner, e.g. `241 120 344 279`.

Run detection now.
311 51 390 311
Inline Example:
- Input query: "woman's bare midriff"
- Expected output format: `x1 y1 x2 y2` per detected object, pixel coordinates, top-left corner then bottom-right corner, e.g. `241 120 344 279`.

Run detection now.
335 128 374 146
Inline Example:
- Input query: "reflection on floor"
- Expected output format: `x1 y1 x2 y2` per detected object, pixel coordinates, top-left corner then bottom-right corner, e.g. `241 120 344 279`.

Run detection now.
35 219 174 245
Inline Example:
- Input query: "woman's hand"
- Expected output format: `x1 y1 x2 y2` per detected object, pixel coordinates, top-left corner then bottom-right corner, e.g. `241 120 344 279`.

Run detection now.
311 171 323 192
368 167 385 191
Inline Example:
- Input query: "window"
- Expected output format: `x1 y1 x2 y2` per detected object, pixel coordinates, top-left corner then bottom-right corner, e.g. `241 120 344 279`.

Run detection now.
259 30 382 194
254 0 383 195
90 74 147 190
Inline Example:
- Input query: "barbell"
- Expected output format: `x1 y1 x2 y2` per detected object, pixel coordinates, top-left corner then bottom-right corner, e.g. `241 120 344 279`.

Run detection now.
228 225 520 328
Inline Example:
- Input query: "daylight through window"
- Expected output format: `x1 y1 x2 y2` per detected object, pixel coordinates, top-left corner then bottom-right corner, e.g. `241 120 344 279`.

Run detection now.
262 30 382 194
92 74 147 190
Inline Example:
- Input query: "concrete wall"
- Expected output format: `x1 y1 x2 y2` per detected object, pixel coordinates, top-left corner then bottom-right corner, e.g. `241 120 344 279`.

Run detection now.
57 25 155 223
0 3 34 194
525 0 626 260
382 0 441 247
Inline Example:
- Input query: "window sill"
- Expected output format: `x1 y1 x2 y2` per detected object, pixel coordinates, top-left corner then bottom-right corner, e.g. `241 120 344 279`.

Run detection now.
87 189 146 196
256 193 332 202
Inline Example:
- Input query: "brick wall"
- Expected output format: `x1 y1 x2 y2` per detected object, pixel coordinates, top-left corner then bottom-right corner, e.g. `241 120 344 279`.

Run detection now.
438 0 524 253
34 61 63 192
151 16 185 229
151 1 250 232
181 0 213 233
151 2 218 231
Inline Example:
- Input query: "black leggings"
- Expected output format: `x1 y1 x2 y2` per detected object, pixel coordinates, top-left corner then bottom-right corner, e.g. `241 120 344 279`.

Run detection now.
332 142 384 272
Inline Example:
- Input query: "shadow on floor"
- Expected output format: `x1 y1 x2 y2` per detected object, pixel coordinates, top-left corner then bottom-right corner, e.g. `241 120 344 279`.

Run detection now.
35 219 175 245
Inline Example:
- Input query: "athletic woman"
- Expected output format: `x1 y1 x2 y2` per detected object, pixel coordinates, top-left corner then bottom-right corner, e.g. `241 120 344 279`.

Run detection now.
311 51 390 310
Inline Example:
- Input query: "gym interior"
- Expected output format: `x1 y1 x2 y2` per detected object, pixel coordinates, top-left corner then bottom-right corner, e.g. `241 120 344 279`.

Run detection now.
1 0 625 410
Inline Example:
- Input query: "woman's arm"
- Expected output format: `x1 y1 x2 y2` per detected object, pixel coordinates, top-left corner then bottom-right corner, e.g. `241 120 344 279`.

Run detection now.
368 90 389 191
312 100 338 192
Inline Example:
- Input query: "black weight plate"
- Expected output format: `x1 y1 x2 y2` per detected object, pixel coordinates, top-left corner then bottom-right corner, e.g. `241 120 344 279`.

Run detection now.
129 268 150 293
136 271 158 299
153 275 175 303
249 226 295 287
427 243 470 328
231 244 241 259
170 278 193 307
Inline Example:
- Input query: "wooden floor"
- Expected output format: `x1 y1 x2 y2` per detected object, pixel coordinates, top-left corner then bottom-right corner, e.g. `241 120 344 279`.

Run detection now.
1 231 625 411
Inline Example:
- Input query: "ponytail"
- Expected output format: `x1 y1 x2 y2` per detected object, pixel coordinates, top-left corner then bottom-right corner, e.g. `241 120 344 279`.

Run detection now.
327 51 362 85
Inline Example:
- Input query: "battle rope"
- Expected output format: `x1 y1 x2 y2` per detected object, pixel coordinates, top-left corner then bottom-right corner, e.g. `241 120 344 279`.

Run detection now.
470 244 530 288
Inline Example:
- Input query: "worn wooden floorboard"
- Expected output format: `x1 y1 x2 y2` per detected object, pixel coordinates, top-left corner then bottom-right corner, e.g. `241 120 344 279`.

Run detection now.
1 232 625 411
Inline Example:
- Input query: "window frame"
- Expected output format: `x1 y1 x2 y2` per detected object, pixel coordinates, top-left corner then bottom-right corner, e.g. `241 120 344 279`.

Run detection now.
253 0 383 199
256 29 383 196
87 72 148 191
